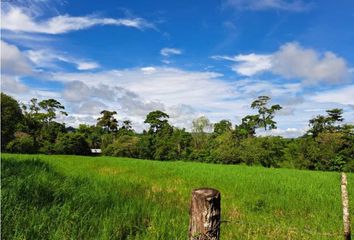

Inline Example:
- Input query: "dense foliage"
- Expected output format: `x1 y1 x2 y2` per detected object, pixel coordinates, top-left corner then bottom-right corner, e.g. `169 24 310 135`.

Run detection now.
1 92 353 171
1 93 23 149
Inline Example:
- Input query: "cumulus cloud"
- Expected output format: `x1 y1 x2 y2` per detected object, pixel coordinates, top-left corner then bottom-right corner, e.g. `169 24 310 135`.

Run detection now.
61 80 167 120
62 81 118 102
50 67 231 108
160 48 182 57
224 0 310 11
1 39 350 137
272 42 350 84
5 62 353 137
77 100 108 115
213 42 352 84
1 40 33 75
1 75 29 94
1 6 155 34
49 67 311 132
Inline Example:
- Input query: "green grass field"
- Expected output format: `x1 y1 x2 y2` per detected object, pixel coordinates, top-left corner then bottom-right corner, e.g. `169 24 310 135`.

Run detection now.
1 153 353 239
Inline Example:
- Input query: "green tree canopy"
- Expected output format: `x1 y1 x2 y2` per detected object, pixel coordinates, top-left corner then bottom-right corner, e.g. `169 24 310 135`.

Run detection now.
97 110 118 132
236 114 260 138
39 99 67 122
308 108 345 137
118 120 135 135
214 120 232 135
1 93 23 149
144 110 170 133
251 96 282 131
19 98 67 146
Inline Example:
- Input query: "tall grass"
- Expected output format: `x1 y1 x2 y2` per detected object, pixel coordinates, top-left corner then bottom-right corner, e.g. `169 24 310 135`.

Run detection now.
1 153 353 239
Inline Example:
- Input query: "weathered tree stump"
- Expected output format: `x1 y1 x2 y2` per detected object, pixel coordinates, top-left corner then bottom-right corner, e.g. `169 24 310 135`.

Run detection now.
189 188 221 240
341 173 351 240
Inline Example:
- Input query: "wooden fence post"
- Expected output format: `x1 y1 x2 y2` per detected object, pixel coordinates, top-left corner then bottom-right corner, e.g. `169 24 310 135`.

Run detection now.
189 188 221 240
341 172 351 240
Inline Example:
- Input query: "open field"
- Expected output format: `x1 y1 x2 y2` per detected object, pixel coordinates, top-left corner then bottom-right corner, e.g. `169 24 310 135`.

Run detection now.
1 153 353 239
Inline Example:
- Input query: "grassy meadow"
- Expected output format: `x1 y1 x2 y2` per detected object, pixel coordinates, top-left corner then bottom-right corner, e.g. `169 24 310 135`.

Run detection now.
1 153 353 239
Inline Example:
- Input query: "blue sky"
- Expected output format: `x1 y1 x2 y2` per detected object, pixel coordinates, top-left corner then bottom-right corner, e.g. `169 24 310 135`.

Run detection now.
1 0 354 137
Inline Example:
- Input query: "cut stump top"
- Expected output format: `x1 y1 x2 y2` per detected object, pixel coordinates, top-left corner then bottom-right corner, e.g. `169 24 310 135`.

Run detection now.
192 188 220 198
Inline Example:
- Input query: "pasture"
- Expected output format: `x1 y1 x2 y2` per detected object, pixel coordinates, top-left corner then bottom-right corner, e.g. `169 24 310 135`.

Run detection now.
1 153 353 239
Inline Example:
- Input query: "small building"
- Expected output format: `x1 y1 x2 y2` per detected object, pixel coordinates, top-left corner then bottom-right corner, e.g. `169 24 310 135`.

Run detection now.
90 149 102 155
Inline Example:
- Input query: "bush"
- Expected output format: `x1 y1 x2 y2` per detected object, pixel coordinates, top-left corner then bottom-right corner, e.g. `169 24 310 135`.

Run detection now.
39 140 57 154
209 132 240 164
6 132 37 154
238 137 285 167
54 133 91 155
102 135 139 158
283 133 353 171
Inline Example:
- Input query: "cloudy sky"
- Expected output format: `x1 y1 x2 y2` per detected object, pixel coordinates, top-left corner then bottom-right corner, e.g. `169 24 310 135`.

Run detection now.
1 0 354 137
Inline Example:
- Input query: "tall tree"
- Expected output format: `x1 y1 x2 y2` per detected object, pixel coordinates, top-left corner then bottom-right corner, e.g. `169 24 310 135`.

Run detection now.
38 99 68 123
235 114 260 138
144 110 170 133
308 115 329 137
251 96 282 131
308 108 345 136
97 110 118 132
20 98 67 146
142 110 173 160
118 120 134 135
20 98 43 144
327 108 344 123
1 93 23 149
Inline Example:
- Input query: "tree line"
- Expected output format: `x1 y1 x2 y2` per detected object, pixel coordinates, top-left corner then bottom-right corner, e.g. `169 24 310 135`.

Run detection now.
1 92 353 171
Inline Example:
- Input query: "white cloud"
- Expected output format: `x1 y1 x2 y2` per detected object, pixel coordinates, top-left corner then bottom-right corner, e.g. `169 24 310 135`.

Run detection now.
62 81 118 103
309 85 354 106
1 6 155 34
1 75 29 94
2 38 351 137
212 54 272 76
1 40 33 75
213 42 352 84
47 67 312 133
50 67 231 109
76 100 108 115
5 63 353 137
224 0 310 11
259 127 306 138
161 59 171 64
141 67 157 74
26 49 100 70
160 48 182 57
77 61 99 70
272 42 350 84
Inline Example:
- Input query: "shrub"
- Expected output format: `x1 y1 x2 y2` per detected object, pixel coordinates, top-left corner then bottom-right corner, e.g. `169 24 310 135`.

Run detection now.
209 132 241 164
39 140 57 154
238 137 285 167
54 133 91 155
102 135 139 158
6 132 37 154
